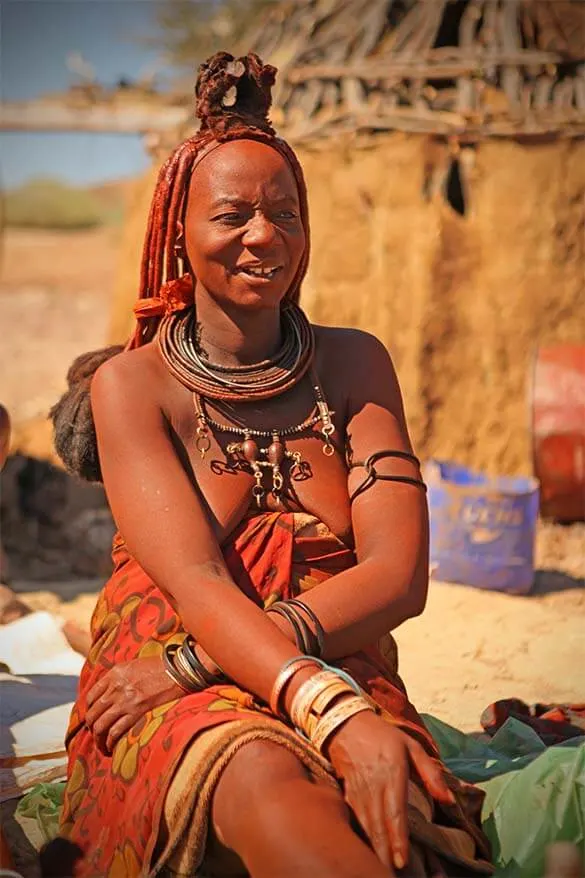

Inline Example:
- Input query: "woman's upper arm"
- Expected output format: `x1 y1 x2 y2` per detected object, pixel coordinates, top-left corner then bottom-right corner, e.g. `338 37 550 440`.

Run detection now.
344 331 429 607
90 354 227 599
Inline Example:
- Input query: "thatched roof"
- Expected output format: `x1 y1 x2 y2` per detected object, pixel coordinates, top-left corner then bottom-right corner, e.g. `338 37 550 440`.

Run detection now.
243 0 585 141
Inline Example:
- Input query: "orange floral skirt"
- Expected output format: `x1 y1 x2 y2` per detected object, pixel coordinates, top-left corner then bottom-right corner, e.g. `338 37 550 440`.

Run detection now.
61 512 492 876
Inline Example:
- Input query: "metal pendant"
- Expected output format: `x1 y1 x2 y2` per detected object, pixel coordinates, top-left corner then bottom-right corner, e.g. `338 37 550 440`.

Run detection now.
226 432 306 506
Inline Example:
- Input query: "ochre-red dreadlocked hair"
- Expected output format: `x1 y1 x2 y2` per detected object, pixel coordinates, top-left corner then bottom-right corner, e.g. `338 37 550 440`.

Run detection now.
50 51 311 483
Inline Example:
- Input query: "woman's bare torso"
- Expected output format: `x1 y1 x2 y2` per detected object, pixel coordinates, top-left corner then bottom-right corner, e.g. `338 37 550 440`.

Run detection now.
133 324 355 548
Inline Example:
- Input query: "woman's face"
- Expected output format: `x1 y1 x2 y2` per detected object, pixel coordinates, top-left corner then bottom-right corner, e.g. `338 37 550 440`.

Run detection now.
183 139 305 311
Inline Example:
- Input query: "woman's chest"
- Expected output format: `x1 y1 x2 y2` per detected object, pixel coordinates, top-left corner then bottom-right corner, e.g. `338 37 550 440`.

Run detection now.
164 377 353 544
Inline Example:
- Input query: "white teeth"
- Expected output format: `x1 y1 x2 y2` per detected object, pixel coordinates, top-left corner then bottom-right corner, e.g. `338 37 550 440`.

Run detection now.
240 266 278 278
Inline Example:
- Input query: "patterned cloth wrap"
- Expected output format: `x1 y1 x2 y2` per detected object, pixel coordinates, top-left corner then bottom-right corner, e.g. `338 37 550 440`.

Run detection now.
61 511 493 877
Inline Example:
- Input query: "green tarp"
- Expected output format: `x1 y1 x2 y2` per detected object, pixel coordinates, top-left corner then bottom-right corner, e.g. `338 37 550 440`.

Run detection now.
422 714 585 876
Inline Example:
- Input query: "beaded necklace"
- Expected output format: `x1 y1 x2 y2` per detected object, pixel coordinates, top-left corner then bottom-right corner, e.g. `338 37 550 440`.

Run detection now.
158 302 315 401
193 372 335 506
158 304 336 507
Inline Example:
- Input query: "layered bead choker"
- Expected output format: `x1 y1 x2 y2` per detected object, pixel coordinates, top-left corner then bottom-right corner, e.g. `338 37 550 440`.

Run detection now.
157 303 336 506
158 303 315 401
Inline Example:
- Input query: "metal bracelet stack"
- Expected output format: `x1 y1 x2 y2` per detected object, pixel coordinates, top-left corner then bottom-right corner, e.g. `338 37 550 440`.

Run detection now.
163 637 227 693
269 656 375 756
266 599 325 658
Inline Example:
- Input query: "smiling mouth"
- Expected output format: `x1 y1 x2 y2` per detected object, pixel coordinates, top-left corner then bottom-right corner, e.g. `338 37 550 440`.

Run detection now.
235 265 282 280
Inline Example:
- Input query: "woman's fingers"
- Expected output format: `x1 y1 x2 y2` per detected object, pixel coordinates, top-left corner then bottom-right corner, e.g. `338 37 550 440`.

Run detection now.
106 715 135 754
347 787 395 874
364 794 391 869
92 706 126 753
406 738 456 806
383 758 409 872
406 737 455 804
86 675 108 709
85 691 114 729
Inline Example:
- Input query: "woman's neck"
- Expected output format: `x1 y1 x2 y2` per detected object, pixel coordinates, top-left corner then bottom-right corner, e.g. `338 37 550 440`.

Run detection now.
194 292 282 368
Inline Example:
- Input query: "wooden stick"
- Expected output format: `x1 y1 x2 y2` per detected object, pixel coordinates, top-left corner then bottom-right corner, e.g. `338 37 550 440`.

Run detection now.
286 51 568 84
407 0 448 55
351 0 389 61
575 77 585 111
386 3 424 55
457 0 483 115
342 77 368 112
533 74 555 110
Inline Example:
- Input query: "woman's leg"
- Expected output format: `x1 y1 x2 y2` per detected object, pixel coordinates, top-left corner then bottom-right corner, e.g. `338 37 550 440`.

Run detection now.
211 739 392 878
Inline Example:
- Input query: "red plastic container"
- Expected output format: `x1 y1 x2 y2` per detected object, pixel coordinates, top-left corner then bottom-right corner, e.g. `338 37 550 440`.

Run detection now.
531 345 585 522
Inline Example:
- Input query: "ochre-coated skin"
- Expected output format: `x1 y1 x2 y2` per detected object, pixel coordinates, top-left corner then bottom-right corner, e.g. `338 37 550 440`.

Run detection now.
87 140 448 876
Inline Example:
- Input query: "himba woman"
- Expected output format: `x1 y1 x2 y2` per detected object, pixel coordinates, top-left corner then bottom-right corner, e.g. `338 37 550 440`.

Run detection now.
51 52 493 878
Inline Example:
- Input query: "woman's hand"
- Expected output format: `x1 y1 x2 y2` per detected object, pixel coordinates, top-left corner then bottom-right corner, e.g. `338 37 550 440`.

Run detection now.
85 656 183 755
326 710 455 872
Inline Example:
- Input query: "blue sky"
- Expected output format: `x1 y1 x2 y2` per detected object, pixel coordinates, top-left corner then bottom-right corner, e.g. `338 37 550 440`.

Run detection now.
0 0 184 188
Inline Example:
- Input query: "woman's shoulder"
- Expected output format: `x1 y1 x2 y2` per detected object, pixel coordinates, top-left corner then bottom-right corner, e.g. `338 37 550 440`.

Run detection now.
314 323 388 348
313 324 394 375
313 323 403 417
92 343 165 392
91 342 170 418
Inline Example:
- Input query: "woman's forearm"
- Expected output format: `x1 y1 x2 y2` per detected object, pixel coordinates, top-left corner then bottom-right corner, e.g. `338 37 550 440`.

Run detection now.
194 556 427 675
195 613 297 677
293 556 428 659
172 563 317 712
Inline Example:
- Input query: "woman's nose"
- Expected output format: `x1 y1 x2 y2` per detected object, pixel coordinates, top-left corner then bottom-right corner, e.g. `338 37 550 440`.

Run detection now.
241 212 276 247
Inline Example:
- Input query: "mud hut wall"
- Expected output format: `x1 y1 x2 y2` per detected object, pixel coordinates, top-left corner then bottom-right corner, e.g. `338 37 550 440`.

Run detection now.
296 135 585 476
297 135 438 456
109 135 584 477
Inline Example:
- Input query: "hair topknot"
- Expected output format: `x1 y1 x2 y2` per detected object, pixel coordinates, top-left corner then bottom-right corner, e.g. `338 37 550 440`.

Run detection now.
195 51 277 137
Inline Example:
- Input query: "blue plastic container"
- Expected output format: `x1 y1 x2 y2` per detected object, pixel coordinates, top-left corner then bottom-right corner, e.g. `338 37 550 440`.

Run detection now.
424 459 540 594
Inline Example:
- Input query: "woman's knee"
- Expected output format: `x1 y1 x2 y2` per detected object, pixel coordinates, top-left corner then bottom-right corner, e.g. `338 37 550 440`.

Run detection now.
213 740 308 822
212 739 336 845
210 739 386 878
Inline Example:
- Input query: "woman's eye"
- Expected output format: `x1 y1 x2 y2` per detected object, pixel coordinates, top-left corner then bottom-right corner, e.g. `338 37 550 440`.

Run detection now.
276 210 297 220
217 212 243 223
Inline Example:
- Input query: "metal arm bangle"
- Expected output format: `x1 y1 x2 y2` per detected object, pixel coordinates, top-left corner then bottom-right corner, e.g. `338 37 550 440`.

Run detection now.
267 603 314 655
269 656 326 718
285 599 326 659
182 637 228 687
163 642 203 693
311 696 375 754
348 450 427 504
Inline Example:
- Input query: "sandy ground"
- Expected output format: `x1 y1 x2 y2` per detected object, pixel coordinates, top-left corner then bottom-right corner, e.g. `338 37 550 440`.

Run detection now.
1 227 584 735
0 227 120 298
396 576 584 730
